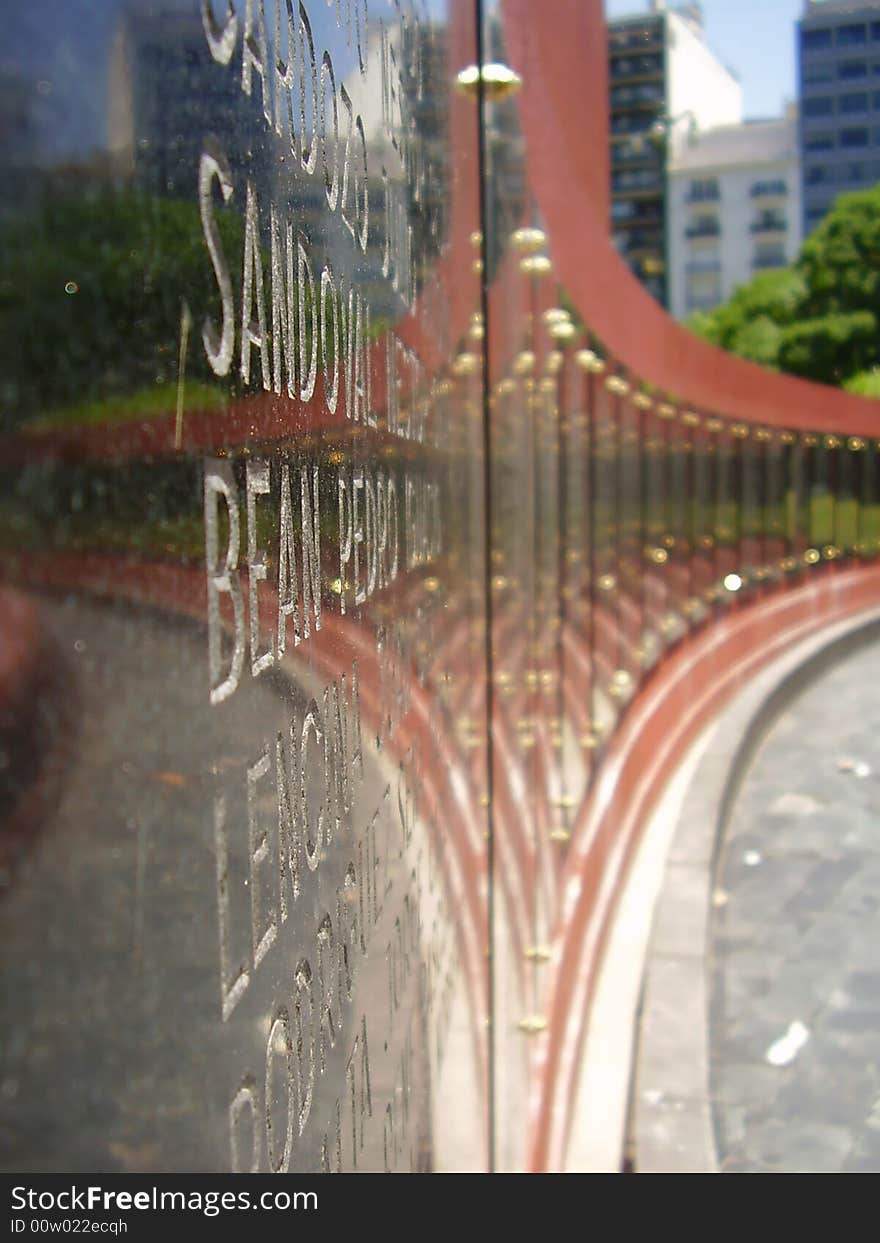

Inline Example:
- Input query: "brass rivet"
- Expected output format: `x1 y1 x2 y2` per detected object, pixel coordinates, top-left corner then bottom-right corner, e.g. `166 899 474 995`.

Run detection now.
520 253 553 276
517 1015 548 1035
550 320 577 343
575 349 605 374
512 226 547 252
455 62 523 100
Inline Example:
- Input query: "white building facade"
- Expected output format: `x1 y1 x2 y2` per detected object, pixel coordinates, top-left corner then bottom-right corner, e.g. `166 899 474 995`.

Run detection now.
668 114 803 320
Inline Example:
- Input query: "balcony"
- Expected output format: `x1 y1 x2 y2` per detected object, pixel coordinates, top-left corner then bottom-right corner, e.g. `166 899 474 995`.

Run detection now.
750 181 787 198
686 186 720 203
751 217 787 234
609 56 663 82
752 252 786 269
609 29 663 55
686 259 722 274
685 220 721 239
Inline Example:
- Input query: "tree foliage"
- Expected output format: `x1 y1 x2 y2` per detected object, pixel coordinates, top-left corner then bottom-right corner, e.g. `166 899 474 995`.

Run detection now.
687 184 880 389
0 184 243 432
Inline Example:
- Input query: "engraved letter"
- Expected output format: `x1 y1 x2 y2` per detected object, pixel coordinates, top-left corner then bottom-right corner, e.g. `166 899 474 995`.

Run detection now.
270 205 296 398
229 1077 260 1172
294 959 315 1135
301 465 322 637
338 471 351 617
246 459 274 676
320 266 339 414
265 1008 294 1173
299 3 319 175
204 459 244 705
297 238 318 402
214 791 250 1020
199 143 235 376
300 699 324 871
248 745 277 968
242 0 273 126
202 0 238 64
321 51 339 210
241 181 271 390
277 464 301 655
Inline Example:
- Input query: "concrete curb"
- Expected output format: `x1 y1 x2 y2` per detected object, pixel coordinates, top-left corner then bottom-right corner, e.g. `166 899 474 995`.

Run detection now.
633 605 880 1174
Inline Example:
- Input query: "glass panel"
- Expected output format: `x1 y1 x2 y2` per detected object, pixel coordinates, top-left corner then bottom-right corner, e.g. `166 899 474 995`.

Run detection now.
0 0 488 1173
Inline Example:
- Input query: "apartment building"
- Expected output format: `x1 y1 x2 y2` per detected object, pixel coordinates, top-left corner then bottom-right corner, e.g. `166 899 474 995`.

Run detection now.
668 113 802 320
798 0 880 236
608 1 742 305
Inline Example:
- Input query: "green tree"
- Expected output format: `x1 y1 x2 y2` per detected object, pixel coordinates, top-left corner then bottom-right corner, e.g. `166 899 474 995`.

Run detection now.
687 268 805 371
688 184 880 388
0 186 243 432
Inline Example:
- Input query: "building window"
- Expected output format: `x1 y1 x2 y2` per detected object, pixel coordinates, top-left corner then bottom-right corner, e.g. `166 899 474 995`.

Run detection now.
872 21 880 41
806 165 832 184
803 29 832 51
839 60 868 79
840 91 869 113
805 133 835 151
847 162 868 182
685 214 721 239
753 245 786 270
804 96 834 117
687 177 720 202
751 180 787 197
837 24 867 47
751 210 787 231
841 127 870 147
686 246 720 274
804 63 834 84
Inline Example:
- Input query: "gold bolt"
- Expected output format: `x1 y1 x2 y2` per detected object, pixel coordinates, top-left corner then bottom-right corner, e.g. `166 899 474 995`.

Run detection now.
517 1015 548 1035
455 63 523 99
575 349 605 374
520 254 553 276
512 226 547 252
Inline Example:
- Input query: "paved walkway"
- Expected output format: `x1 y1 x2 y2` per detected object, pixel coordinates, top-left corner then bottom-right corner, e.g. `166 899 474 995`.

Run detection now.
711 639 880 1173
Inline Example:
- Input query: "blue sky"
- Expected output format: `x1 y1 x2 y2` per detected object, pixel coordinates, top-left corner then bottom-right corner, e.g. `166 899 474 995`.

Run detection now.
604 0 803 120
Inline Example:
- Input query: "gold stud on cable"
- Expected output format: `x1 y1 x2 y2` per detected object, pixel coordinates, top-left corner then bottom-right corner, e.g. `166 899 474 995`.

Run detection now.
456 63 520 99
512 226 547 252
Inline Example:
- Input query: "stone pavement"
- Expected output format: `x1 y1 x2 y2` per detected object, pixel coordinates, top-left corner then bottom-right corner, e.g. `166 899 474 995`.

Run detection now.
711 639 880 1173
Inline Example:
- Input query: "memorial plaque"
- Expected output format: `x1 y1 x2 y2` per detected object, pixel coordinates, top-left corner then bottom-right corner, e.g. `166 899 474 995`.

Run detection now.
0 0 489 1173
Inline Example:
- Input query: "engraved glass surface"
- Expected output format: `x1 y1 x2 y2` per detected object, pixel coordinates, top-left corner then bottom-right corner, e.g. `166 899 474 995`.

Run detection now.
0 0 488 1173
